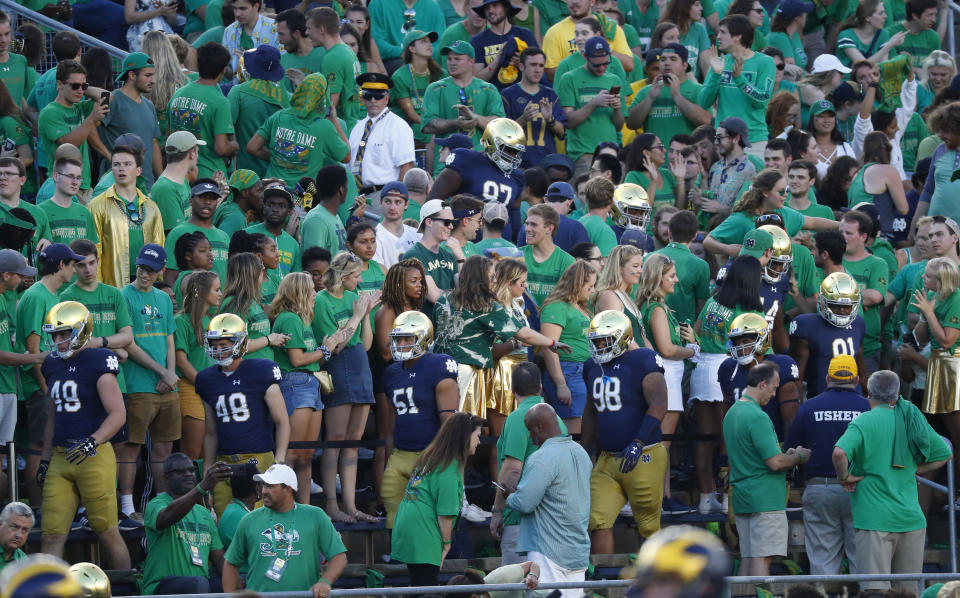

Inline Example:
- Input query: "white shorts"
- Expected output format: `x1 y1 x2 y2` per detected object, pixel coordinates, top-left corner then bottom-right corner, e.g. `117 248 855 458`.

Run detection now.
0 393 16 444
737 510 788 558
527 551 587 598
689 352 727 403
662 358 685 411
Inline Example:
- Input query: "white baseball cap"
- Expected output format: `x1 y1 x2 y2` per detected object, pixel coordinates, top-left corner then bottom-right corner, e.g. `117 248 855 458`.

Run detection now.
811 54 852 75
418 199 449 231
253 463 298 491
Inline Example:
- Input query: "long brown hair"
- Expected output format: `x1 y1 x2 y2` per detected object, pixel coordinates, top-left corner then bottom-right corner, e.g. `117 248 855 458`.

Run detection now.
542 260 597 311
766 91 799 138
732 169 784 215
220 252 264 316
0 81 21 121
660 0 697 34
381 258 426 314
413 412 486 477
181 271 220 345
449 255 497 312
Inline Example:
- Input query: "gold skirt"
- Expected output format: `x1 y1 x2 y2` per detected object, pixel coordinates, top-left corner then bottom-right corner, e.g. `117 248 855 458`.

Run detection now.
457 363 494 419
923 350 960 414
490 354 527 416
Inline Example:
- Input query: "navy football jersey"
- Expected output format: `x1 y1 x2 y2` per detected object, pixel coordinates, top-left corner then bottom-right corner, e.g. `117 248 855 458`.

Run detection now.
382 352 459 451
759 276 790 328
195 358 282 455
788 313 866 396
584 348 665 453
501 82 566 166
445 148 525 238
717 353 800 440
42 348 120 446
784 387 869 478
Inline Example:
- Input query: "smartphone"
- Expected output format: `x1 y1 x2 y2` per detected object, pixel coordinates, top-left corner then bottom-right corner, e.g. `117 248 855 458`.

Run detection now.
609 85 621 95
100 91 110 106
227 463 250 478
491 481 507 492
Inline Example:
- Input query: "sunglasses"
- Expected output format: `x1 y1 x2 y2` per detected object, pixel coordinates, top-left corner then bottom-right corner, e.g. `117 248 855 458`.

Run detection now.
68 82 89 91
362 91 387 101
345 252 361 262
588 60 610 68
776 63 786 71
430 218 456 227
715 135 729 142
458 87 468 105
125 201 143 223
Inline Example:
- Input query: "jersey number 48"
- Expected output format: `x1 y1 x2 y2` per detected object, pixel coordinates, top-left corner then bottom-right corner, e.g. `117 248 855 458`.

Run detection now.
215 392 251 422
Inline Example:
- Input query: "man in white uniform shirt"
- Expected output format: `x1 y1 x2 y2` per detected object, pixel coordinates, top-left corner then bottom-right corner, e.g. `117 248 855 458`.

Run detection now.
349 73 416 190
374 181 421 268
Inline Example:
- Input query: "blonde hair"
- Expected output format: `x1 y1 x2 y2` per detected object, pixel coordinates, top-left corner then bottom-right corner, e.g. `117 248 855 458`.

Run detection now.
926 256 960 301
542 260 597 311
141 31 188 121
937 581 960 598
492 258 528 308
268 272 315 324
635 254 675 304
321 251 362 291
922 50 957 87
594 245 644 302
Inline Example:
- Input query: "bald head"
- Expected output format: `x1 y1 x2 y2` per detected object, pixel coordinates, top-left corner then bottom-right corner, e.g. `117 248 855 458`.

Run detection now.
524 402 562 446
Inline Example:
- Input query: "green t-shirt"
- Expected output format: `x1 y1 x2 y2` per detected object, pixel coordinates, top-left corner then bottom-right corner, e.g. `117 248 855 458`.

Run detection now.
168 82 236 178
16 281 62 399
223 504 347 593
539 301 591 363
390 64 433 143
497 395 568 525
766 30 808 70
245 223 302 279
835 403 951 531
262 269 281 305
174 312 212 376
228 80 290 176
723 398 787 514
301 206 348 258
0 293 15 393
579 214 617 256
900 111 929 173
522 244 576 307
422 76 506 164
709 207 805 245
218 499 250 549
0 548 27 573
680 21 711 73
402 242 459 319
390 462 464 566
281 47 327 92
435 22 472 71
149 175 191 233
272 311 320 373
842 254 888 354
554 52 627 88
60 282 133 392
36 198 97 246
38 99 94 189
433 294 519 368
257 110 349 187
556 67 628 160
929 288 960 352
836 27 894 67
313 289 362 347
784 242 820 313
121 285 176 393
885 23 939 70
628 79 703 146
655 242 710 326
0 116 36 193
697 298 762 355
141 492 224 595
640 299 682 355
698 52 776 144
474 237 517 253
322 43 365 133
787 195 835 220
0 53 37 109
213 199 248 239
220 296 273 360
358 261 386 294
164 222 230 284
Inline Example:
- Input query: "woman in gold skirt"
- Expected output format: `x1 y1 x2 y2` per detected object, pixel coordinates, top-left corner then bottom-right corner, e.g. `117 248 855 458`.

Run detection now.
490 259 533 422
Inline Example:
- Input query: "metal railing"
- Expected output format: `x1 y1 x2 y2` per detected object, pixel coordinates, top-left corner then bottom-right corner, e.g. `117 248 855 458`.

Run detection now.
949 1 959 59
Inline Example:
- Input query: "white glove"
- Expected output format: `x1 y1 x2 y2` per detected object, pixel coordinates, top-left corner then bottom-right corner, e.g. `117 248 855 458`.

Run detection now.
685 343 701 363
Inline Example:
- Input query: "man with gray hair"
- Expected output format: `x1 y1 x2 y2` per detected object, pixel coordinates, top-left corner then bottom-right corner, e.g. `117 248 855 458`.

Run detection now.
833 370 952 591
0 502 33 571
401 168 431 223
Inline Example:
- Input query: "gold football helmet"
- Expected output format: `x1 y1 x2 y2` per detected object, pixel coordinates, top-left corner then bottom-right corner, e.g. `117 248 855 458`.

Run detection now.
758 224 793 284
588 310 633 364
818 272 861 327
611 183 652 231
43 301 93 359
389 311 434 362
205 313 248 366
631 525 730 598
0 555 83 598
481 118 525 174
726 312 770 365
67 563 111 598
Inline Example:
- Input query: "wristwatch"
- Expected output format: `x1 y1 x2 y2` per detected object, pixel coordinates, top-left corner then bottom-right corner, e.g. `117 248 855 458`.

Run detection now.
102 337 108 348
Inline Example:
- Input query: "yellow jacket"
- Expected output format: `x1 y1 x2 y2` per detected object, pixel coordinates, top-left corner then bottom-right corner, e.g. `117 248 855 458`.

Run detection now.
88 186 165 288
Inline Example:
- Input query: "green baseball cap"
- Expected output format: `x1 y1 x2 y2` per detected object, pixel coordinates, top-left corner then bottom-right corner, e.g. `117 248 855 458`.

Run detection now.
441 40 475 59
0 203 35 231
810 99 836 116
402 29 439 53
739 229 774 259
116 52 154 82
229 169 261 191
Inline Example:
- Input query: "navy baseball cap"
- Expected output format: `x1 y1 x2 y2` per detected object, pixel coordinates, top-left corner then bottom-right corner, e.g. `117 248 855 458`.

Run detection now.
190 178 220 197
39 243 84 265
545 181 576 201
381 181 409 198
776 0 814 20
620 229 652 252
136 244 166 271
436 133 474 150
584 36 610 58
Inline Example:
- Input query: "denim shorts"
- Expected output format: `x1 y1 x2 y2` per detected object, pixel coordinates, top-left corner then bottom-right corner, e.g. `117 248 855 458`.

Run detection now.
279 371 323 415
543 360 587 418
324 344 376 408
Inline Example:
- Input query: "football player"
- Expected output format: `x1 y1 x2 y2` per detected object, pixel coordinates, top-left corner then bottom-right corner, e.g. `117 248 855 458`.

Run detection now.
583 310 668 554
757 224 792 353
626 525 731 598
380 311 460 528
609 183 651 244
36 301 130 569
429 118 526 241
717 313 802 440
789 272 868 396
196 313 290 517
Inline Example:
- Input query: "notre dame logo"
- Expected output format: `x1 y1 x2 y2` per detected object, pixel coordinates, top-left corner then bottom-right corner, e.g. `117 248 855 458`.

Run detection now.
745 238 756 249
640 453 652 464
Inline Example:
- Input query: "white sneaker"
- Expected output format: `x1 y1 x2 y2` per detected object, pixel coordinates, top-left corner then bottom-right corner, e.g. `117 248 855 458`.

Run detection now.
461 503 491 522
310 480 323 495
698 493 724 514
619 503 633 517
719 493 729 514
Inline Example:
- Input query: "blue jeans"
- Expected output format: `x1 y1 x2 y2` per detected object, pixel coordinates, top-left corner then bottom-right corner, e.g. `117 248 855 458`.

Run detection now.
72 0 128 50
154 575 211 595
543 360 587 418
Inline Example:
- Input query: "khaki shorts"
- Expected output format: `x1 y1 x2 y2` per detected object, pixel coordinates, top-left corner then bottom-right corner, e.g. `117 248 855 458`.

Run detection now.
736 510 788 558
127 391 181 444
178 380 206 421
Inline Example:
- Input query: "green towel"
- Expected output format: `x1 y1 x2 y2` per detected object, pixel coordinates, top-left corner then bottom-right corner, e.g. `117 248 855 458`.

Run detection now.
892 397 933 468
878 55 911 112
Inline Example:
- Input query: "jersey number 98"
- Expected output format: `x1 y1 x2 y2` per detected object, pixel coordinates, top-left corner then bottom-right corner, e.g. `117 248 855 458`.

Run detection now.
215 392 251 422
592 377 622 412
51 380 81 413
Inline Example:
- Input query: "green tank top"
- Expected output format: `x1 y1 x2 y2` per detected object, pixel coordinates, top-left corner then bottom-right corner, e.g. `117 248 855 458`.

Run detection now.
640 299 683 355
847 162 876 208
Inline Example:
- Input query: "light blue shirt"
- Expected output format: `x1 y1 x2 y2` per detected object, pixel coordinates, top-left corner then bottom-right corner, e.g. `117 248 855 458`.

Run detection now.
505 435 592 570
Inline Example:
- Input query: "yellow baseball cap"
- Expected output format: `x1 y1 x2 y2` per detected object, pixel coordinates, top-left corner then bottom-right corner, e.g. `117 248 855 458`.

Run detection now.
827 354 857 381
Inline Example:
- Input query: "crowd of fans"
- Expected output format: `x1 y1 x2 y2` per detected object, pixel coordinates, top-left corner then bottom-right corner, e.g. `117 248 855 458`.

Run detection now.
0 0 957 594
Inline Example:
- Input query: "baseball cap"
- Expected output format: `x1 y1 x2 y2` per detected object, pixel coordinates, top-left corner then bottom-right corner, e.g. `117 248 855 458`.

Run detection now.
0 204 35 231
165 130 207 153
243 45 284 82
402 29 439 53
718 117 752 147
809 99 836 116
830 81 861 105
229 169 261 191
644 47 663 68
39 243 84 265
263 184 293 204
116 51 153 82
253 463 298 492
114 133 145 154
190 178 220 197
381 181 409 199
418 199 449 230
776 0 814 20
135 244 166 271
435 133 474 150
545 181 576 201
441 40 475 59
538 153 576 177
620 229 652 252
739 229 773 258
812 54 852 75
827 354 858 381
583 36 610 58
0 248 36 276
660 43 689 66
482 201 508 223
54 143 82 163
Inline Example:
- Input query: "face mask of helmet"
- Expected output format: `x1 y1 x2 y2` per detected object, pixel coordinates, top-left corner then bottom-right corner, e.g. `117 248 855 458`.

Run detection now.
727 334 762 365
818 295 860 327
390 333 428 362
45 328 86 359
613 202 651 230
205 333 247 367
490 138 524 174
762 257 791 284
